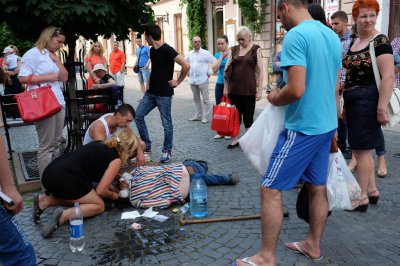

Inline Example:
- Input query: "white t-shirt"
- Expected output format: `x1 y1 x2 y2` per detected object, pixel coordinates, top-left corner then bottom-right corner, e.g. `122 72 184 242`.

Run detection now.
18 47 65 108
185 48 215 85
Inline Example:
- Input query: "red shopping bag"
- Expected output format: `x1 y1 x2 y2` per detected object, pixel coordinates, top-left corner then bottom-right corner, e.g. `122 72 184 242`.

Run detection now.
211 97 240 137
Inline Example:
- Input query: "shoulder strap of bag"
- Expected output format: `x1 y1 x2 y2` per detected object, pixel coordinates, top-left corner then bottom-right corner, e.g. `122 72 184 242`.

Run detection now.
25 75 33 91
136 46 144 66
369 34 381 91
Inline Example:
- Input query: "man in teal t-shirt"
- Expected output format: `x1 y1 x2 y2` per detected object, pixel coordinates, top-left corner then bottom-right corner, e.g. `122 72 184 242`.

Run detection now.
234 0 342 265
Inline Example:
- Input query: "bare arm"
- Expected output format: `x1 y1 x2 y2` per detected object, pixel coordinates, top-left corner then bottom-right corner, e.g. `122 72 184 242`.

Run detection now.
92 77 115 89
96 158 122 200
168 54 190 87
90 121 107 141
212 50 229 74
0 137 23 214
49 52 68 81
256 48 264 101
267 65 306 106
335 70 341 118
223 51 233 97
376 53 395 124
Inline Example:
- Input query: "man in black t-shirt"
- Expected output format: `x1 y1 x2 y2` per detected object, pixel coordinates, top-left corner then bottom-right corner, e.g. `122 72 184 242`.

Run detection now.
92 64 123 108
135 24 190 163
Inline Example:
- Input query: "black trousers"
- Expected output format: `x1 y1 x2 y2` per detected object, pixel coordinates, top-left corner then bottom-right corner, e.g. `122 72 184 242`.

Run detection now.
228 93 256 129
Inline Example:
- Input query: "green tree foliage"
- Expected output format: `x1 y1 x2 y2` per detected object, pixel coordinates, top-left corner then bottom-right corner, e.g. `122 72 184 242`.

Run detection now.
0 23 34 55
180 0 206 50
235 0 268 35
0 0 156 61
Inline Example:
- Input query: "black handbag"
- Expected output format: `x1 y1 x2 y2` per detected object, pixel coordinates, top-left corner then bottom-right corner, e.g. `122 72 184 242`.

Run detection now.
134 46 144 73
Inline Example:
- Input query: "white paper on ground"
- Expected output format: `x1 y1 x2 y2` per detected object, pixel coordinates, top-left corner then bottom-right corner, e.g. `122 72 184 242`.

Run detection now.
121 211 141 220
141 207 158 218
153 215 169 222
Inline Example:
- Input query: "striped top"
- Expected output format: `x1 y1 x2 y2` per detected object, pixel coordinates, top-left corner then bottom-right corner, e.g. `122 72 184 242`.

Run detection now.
129 163 184 209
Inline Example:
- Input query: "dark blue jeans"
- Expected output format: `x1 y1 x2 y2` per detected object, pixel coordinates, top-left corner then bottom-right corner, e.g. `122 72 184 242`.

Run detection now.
376 127 386 156
0 205 36 266
337 118 348 153
215 83 224 105
135 92 173 153
182 159 232 185
108 85 124 106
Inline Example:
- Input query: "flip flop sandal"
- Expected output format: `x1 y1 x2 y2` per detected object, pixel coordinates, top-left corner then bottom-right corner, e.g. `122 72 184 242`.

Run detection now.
232 257 258 266
285 242 324 262
33 194 44 224
41 207 63 238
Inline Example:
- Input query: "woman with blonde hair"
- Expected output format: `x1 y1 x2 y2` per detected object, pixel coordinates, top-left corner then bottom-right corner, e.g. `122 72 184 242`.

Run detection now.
84 41 107 89
223 26 263 148
32 128 138 238
18 26 68 177
342 0 394 211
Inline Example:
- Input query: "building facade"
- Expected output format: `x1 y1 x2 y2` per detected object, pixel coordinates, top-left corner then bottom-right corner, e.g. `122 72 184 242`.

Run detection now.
76 0 399 85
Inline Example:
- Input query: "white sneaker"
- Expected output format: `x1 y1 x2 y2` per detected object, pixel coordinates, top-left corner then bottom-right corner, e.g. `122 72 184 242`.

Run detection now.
224 136 232 140
188 116 201 121
201 117 208 123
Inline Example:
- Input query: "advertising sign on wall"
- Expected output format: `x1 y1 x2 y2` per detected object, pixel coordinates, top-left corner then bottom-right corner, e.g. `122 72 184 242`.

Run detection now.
324 0 339 25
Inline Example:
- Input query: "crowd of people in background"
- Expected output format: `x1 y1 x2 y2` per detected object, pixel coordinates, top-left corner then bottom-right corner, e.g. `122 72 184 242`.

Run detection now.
1 0 400 264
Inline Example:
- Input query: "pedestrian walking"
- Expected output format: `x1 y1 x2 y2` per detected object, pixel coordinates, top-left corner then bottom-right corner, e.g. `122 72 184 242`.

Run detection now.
234 0 342 264
186 36 215 124
134 24 190 163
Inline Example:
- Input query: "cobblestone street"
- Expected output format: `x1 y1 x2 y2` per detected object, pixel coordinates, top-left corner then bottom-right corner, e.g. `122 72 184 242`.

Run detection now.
2 75 400 265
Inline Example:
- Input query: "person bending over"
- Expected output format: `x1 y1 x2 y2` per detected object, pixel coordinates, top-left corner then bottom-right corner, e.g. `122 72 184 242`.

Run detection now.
33 128 138 238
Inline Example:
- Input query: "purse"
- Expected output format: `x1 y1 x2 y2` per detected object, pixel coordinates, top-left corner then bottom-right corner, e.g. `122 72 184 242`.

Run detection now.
211 96 240 137
14 75 61 122
134 46 144 74
369 40 400 127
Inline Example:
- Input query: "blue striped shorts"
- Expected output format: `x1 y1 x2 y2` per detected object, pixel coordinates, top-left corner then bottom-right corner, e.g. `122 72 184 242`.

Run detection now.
261 128 336 190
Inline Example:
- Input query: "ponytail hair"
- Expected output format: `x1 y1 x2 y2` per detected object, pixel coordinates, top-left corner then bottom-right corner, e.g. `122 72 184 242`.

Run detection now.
104 128 138 163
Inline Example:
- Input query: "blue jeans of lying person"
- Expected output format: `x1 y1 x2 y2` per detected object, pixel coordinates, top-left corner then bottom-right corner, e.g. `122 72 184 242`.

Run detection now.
182 159 233 185
0 205 36 266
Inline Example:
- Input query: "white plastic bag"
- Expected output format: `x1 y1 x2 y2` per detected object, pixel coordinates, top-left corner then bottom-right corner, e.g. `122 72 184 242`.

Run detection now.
239 102 285 175
327 151 361 211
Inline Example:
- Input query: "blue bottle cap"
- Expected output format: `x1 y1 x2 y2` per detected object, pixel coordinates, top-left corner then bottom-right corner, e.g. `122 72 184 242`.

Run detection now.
193 173 202 179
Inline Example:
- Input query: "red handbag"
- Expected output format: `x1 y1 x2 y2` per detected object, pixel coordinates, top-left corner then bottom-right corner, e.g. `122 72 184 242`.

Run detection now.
14 75 61 122
211 96 240 137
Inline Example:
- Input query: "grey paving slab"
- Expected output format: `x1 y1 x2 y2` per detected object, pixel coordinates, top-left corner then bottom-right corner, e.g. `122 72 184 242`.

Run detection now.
2 75 400 265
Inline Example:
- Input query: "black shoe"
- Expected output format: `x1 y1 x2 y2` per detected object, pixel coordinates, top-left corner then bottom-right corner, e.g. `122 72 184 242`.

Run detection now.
41 208 63 238
227 143 239 149
346 204 368 213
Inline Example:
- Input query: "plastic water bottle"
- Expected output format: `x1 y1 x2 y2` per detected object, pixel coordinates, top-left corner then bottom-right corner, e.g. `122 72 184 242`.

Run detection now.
190 173 208 217
69 203 85 252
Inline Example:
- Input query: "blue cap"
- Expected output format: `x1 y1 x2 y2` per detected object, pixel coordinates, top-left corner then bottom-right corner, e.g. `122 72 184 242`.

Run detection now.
194 173 202 179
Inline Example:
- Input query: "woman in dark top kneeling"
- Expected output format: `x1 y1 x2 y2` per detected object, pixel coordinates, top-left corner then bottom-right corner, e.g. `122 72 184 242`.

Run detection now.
33 128 138 238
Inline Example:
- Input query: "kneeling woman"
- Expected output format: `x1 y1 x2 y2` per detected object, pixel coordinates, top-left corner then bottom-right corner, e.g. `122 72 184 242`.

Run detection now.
34 128 138 238
121 160 239 209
